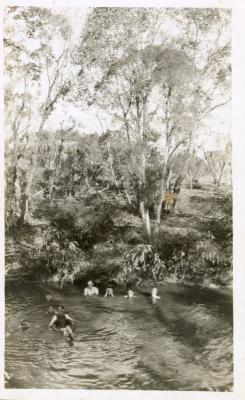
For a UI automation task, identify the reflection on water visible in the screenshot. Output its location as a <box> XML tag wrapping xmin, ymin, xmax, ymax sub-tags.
<box><xmin>5</xmin><ymin>283</ymin><xmax>233</xmax><ymax>390</ymax></box>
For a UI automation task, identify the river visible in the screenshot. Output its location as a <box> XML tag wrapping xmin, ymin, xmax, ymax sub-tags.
<box><xmin>5</xmin><ymin>283</ymin><xmax>233</xmax><ymax>390</ymax></box>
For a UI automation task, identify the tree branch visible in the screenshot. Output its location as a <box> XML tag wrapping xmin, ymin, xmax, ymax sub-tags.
<box><xmin>202</xmin><ymin>97</ymin><xmax>231</xmax><ymax>118</ymax></box>
<box><xmin>168</xmin><ymin>140</ymin><xmax>186</xmax><ymax>159</ymax></box>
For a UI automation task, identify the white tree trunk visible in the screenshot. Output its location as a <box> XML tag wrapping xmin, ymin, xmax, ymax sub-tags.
<box><xmin>145</xmin><ymin>208</ymin><xmax>151</xmax><ymax>237</ymax></box>
<box><xmin>139</xmin><ymin>200</ymin><xmax>151</xmax><ymax>236</ymax></box>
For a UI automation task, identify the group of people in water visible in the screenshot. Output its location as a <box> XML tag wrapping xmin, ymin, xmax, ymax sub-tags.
<box><xmin>5</xmin><ymin>281</ymin><xmax>161</xmax><ymax>384</ymax></box>
<box><xmin>47</xmin><ymin>280</ymin><xmax>161</xmax><ymax>340</ymax></box>
<box><xmin>18</xmin><ymin>281</ymin><xmax>161</xmax><ymax>342</ymax></box>
<box><xmin>83</xmin><ymin>280</ymin><xmax>161</xmax><ymax>300</ymax></box>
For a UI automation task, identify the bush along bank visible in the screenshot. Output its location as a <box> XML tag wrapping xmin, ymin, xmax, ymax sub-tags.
<box><xmin>5</xmin><ymin>212</ymin><xmax>232</xmax><ymax>290</ymax></box>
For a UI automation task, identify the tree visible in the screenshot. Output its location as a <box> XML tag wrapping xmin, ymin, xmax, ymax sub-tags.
<box><xmin>203</xmin><ymin>141</ymin><xmax>231</xmax><ymax>188</ymax></box>
<box><xmin>4</xmin><ymin>6</ymin><xmax>72</xmax><ymax>226</ymax></box>
<box><xmin>74</xmin><ymin>8</ymin><xmax>196</xmax><ymax>236</ymax></box>
<box><xmin>165</xmin><ymin>8</ymin><xmax>231</xmax><ymax>195</ymax></box>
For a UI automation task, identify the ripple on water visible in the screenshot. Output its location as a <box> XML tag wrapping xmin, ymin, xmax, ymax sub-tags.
<box><xmin>5</xmin><ymin>284</ymin><xmax>233</xmax><ymax>390</ymax></box>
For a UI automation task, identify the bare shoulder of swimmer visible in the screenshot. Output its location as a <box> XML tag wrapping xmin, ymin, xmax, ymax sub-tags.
<box><xmin>105</xmin><ymin>288</ymin><xmax>114</xmax><ymax>297</ymax></box>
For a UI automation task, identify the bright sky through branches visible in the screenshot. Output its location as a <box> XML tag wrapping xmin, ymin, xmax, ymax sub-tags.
<box><xmin>5</xmin><ymin>6</ymin><xmax>231</xmax><ymax>153</ymax></box>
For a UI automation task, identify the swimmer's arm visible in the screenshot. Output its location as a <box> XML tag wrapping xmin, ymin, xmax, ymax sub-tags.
<box><xmin>95</xmin><ymin>287</ymin><xmax>99</xmax><ymax>295</ymax></box>
<box><xmin>49</xmin><ymin>315</ymin><xmax>57</xmax><ymax>328</ymax></box>
<box><xmin>84</xmin><ymin>288</ymin><xmax>88</xmax><ymax>296</ymax></box>
<box><xmin>65</xmin><ymin>314</ymin><xmax>75</xmax><ymax>324</ymax></box>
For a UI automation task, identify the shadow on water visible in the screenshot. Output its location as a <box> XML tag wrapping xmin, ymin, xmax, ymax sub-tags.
<box><xmin>137</xmin><ymin>284</ymin><xmax>233</xmax><ymax>391</ymax></box>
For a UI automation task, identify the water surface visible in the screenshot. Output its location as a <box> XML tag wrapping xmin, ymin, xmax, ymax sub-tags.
<box><xmin>5</xmin><ymin>283</ymin><xmax>233</xmax><ymax>390</ymax></box>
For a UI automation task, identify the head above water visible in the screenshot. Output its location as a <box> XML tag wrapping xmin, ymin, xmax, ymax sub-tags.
<box><xmin>105</xmin><ymin>288</ymin><xmax>113</xmax><ymax>295</ymax></box>
<box><xmin>21</xmin><ymin>320</ymin><xmax>31</xmax><ymax>329</ymax></box>
<box><xmin>57</xmin><ymin>305</ymin><xmax>65</xmax><ymax>315</ymax></box>
<box><xmin>87</xmin><ymin>281</ymin><xmax>94</xmax><ymax>288</ymax></box>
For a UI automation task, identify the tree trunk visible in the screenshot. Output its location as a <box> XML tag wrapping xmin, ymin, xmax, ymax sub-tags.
<box><xmin>18</xmin><ymin>192</ymin><xmax>28</xmax><ymax>226</ymax></box>
<box><xmin>145</xmin><ymin>207</ymin><xmax>151</xmax><ymax>237</ymax></box>
<box><xmin>217</xmin><ymin>160</ymin><xmax>226</xmax><ymax>187</ymax></box>
<box><xmin>154</xmin><ymin>164</ymin><xmax>168</xmax><ymax>235</ymax></box>
<box><xmin>85</xmin><ymin>177</ymin><xmax>90</xmax><ymax>189</ymax></box>
<box><xmin>139</xmin><ymin>200</ymin><xmax>151</xmax><ymax>237</ymax></box>
<box><xmin>172</xmin><ymin>174</ymin><xmax>185</xmax><ymax>211</ymax></box>
<box><xmin>24</xmin><ymin>113</ymin><xmax>49</xmax><ymax>210</ymax></box>
<box><xmin>139</xmin><ymin>201</ymin><xmax>146</xmax><ymax>224</ymax></box>
<box><xmin>155</xmin><ymin>202</ymin><xmax>162</xmax><ymax>235</ymax></box>
<box><xmin>155</xmin><ymin>183</ymin><xmax>166</xmax><ymax>235</ymax></box>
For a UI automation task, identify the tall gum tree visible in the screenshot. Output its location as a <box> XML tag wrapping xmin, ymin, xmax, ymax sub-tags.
<box><xmin>74</xmin><ymin>8</ymin><xmax>196</xmax><ymax>236</ymax></box>
<box><xmin>4</xmin><ymin>6</ymin><xmax>72</xmax><ymax>226</ymax></box>
<box><xmin>165</xmin><ymin>8</ymin><xmax>231</xmax><ymax>200</ymax></box>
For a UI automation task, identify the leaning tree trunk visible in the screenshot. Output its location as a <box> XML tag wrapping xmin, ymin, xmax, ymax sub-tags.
<box><xmin>154</xmin><ymin>162</ymin><xmax>168</xmax><ymax>235</ymax></box>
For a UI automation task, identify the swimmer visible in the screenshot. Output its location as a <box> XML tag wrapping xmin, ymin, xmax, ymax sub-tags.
<box><xmin>49</xmin><ymin>305</ymin><xmax>75</xmax><ymax>340</ymax></box>
<box><xmin>152</xmin><ymin>287</ymin><xmax>161</xmax><ymax>299</ymax></box>
<box><xmin>19</xmin><ymin>320</ymin><xmax>32</xmax><ymax>331</ymax></box>
<box><xmin>45</xmin><ymin>294</ymin><xmax>53</xmax><ymax>302</ymax></box>
<box><xmin>46</xmin><ymin>305</ymin><xmax>58</xmax><ymax>315</ymax></box>
<box><xmin>104</xmin><ymin>288</ymin><xmax>114</xmax><ymax>297</ymax></box>
<box><xmin>84</xmin><ymin>280</ymin><xmax>99</xmax><ymax>296</ymax></box>
<box><xmin>4</xmin><ymin>371</ymin><xmax>11</xmax><ymax>382</ymax></box>
<box><xmin>124</xmin><ymin>289</ymin><xmax>137</xmax><ymax>298</ymax></box>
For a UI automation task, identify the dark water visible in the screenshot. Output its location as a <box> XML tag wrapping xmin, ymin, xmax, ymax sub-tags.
<box><xmin>5</xmin><ymin>283</ymin><xmax>233</xmax><ymax>390</ymax></box>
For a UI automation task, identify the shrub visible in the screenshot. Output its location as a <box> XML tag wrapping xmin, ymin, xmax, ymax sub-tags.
<box><xmin>117</xmin><ymin>244</ymin><xmax>166</xmax><ymax>285</ymax></box>
<box><xmin>33</xmin><ymin>197</ymin><xmax>119</xmax><ymax>250</ymax></box>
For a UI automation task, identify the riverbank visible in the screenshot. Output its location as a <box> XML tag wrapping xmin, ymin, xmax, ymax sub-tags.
<box><xmin>5</xmin><ymin>186</ymin><xmax>232</xmax><ymax>289</ymax></box>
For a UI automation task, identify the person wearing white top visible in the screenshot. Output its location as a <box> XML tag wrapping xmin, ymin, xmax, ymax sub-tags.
<box><xmin>124</xmin><ymin>289</ymin><xmax>137</xmax><ymax>298</ymax></box>
<box><xmin>84</xmin><ymin>280</ymin><xmax>99</xmax><ymax>296</ymax></box>
<box><xmin>104</xmin><ymin>288</ymin><xmax>114</xmax><ymax>297</ymax></box>
<box><xmin>152</xmin><ymin>287</ymin><xmax>161</xmax><ymax>299</ymax></box>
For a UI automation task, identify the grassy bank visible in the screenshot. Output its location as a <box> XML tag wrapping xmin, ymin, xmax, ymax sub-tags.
<box><xmin>5</xmin><ymin>185</ymin><xmax>232</xmax><ymax>289</ymax></box>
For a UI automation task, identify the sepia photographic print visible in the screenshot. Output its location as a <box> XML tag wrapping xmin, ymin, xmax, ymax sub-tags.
<box><xmin>3</xmin><ymin>1</ymin><xmax>238</xmax><ymax>394</ymax></box>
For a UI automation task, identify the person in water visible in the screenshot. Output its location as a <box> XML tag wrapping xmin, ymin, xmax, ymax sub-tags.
<box><xmin>104</xmin><ymin>288</ymin><xmax>114</xmax><ymax>297</ymax></box>
<box><xmin>18</xmin><ymin>319</ymin><xmax>32</xmax><ymax>331</ymax></box>
<box><xmin>49</xmin><ymin>305</ymin><xmax>75</xmax><ymax>339</ymax></box>
<box><xmin>45</xmin><ymin>294</ymin><xmax>53</xmax><ymax>302</ymax></box>
<box><xmin>124</xmin><ymin>289</ymin><xmax>137</xmax><ymax>298</ymax></box>
<box><xmin>84</xmin><ymin>280</ymin><xmax>99</xmax><ymax>296</ymax></box>
<box><xmin>4</xmin><ymin>371</ymin><xmax>12</xmax><ymax>384</ymax></box>
<box><xmin>46</xmin><ymin>305</ymin><xmax>58</xmax><ymax>315</ymax></box>
<box><xmin>152</xmin><ymin>287</ymin><xmax>161</xmax><ymax>299</ymax></box>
